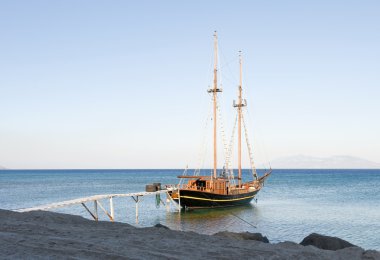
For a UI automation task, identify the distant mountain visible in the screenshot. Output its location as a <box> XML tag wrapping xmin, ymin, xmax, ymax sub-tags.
<box><xmin>0</xmin><ymin>165</ymin><xmax>6</xmax><ymax>170</ymax></box>
<box><xmin>264</xmin><ymin>155</ymin><xmax>380</xmax><ymax>169</ymax></box>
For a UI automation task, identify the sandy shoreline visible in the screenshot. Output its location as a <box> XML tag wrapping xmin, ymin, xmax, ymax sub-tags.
<box><xmin>0</xmin><ymin>209</ymin><xmax>378</xmax><ymax>259</ymax></box>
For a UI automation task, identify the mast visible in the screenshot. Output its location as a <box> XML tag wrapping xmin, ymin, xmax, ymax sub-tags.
<box><xmin>208</xmin><ymin>31</ymin><xmax>222</xmax><ymax>179</ymax></box>
<box><xmin>234</xmin><ymin>51</ymin><xmax>246</xmax><ymax>187</ymax></box>
<box><xmin>213</xmin><ymin>32</ymin><xmax>218</xmax><ymax>179</ymax></box>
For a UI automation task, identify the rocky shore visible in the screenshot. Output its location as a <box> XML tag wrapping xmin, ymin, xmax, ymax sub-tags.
<box><xmin>0</xmin><ymin>209</ymin><xmax>378</xmax><ymax>259</ymax></box>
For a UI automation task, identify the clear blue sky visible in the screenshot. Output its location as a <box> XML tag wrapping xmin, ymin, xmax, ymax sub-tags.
<box><xmin>1</xmin><ymin>1</ymin><xmax>379</xmax><ymax>169</ymax></box>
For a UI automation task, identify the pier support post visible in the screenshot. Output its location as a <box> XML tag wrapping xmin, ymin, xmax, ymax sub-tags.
<box><xmin>126</xmin><ymin>198</ymin><xmax>128</xmax><ymax>221</ymax></box>
<box><xmin>136</xmin><ymin>197</ymin><xmax>139</xmax><ymax>224</ymax></box>
<box><xmin>110</xmin><ymin>197</ymin><xmax>114</xmax><ymax>221</ymax></box>
<box><xmin>166</xmin><ymin>194</ymin><xmax>170</xmax><ymax>212</ymax></box>
<box><xmin>94</xmin><ymin>200</ymin><xmax>98</xmax><ymax>221</ymax></box>
<box><xmin>81</xmin><ymin>203</ymin><xmax>97</xmax><ymax>221</ymax></box>
<box><xmin>178</xmin><ymin>190</ymin><xmax>181</xmax><ymax>213</ymax></box>
<box><xmin>95</xmin><ymin>200</ymin><xmax>114</xmax><ymax>222</ymax></box>
<box><xmin>131</xmin><ymin>196</ymin><xmax>140</xmax><ymax>224</ymax></box>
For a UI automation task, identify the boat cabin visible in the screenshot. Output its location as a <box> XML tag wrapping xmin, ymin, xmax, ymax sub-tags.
<box><xmin>177</xmin><ymin>175</ymin><xmax>229</xmax><ymax>195</ymax></box>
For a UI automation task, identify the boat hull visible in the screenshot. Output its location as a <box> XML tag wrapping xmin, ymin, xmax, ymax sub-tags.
<box><xmin>170</xmin><ymin>189</ymin><xmax>259</xmax><ymax>209</ymax></box>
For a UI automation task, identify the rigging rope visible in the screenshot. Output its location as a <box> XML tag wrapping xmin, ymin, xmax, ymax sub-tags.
<box><xmin>225</xmin><ymin>112</ymin><xmax>238</xmax><ymax>185</ymax></box>
<box><xmin>216</xmin><ymin>98</ymin><xmax>236</xmax><ymax>183</ymax></box>
<box><xmin>246</xmin><ymin>109</ymin><xmax>271</xmax><ymax>171</ymax></box>
<box><xmin>194</xmin><ymin>99</ymin><xmax>213</xmax><ymax>176</ymax></box>
<box><xmin>219</xmin><ymin>48</ymin><xmax>239</xmax><ymax>85</ymax></box>
<box><xmin>216</xmin><ymin>101</ymin><xmax>229</xmax><ymax>166</ymax></box>
<box><xmin>179</xmin><ymin>166</ymin><xmax>188</xmax><ymax>187</ymax></box>
<box><xmin>242</xmin><ymin>113</ymin><xmax>258</xmax><ymax>180</ymax></box>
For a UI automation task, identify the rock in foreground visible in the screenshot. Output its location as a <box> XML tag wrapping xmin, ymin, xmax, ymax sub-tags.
<box><xmin>300</xmin><ymin>233</ymin><xmax>357</xmax><ymax>251</ymax></box>
<box><xmin>0</xmin><ymin>209</ymin><xmax>379</xmax><ymax>259</ymax></box>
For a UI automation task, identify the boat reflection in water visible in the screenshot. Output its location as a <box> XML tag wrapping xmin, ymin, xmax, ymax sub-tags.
<box><xmin>165</xmin><ymin>204</ymin><xmax>263</xmax><ymax>235</ymax></box>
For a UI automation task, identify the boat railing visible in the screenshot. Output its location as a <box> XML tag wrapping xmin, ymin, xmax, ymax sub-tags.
<box><xmin>180</xmin><ymin>184</ymin><xmax>207</xmax><ymax>191</ymax></box>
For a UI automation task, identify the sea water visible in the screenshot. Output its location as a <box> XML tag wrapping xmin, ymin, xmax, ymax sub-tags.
<box><xmin>1</xmin><ymin>169</ymin><xmax>379</xmax><ymax>250</ymax></box>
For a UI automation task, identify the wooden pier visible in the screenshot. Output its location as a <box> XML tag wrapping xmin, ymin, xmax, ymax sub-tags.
<box><xmin>15</xmin><ymin>187</ymin><xmax>179</xmax><ymax>223</ymax></box>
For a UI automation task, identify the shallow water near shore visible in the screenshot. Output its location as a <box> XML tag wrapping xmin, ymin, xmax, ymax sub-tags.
<box><xmin>1</xmin><ymin>169</ymin><xmax>379</xmax><ymax>250</ymax></box>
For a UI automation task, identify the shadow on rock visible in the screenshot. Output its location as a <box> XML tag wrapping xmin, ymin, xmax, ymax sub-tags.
<box><xmin>213</xmin><ymin>231</ymin><xmax>269</xmax><ymax>243</ymax></box>
<box><xmin>154</xmin><ymin>223</ymin><xmax>170</xmax><ymax>229</ymax></box>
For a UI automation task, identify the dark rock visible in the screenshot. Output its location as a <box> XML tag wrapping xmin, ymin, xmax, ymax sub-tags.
<box><xmin>154</xmin><ymin>223</ymin><xmax>170</xmax><ymax>229</ymax></box>
<box><xmin>362</xmin><ymin>250</ymin><xmax>380</xmax><ymax>259</ymax></box>
<box><xmin>214</xmin><ymin>231</ymin><xmax>269</xmax><ymax>243</ymax></box>
<box><xmin>300</xmin><ymin>233</ymin><xmax>357</xmax><ymax>251</ymax></box>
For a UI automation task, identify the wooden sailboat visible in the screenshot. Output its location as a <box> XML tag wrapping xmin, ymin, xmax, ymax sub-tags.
<box><xmin>169</xmin><ymin>32</ymin><xmax>271</xmax><ymax>209</ymax></box>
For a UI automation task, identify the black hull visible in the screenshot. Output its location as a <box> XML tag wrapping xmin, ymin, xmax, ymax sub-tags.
<box><xmin>171</xmin><ymin>189</ymin><xmax>259</xmax><ymax>209</ymax></box>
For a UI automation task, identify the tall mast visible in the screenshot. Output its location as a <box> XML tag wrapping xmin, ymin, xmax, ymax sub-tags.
<box><xmin>208</xmin><ymin>31</ymin><xmax>222</xmax><ymax>179</ymax></box>
<box><xmin>213</xmin><ymin>32</ymin><xmax>218</xmax><ymax>179</ymax></box>
<box><xmin>234</xmin><ymin>51</ymin><xmax>246</xmax><ymax>187</ymax></box>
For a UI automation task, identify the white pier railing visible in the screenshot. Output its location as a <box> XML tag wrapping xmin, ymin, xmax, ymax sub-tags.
<box><xmin>15</xmin><ymin>188</ymin><xmax>179</xmax><ymax>223</ymax></box>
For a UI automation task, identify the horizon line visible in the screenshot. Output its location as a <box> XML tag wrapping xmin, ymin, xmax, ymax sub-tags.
<box><xmin>1</xmin><ymin>168</ymin><xmax>379</xmax><ymax>171</ymax></box>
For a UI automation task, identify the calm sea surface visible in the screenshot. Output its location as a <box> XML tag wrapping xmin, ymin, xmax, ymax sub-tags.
<box><xmin>1</xmin><ymin>169</ymin><xmax>379</xmax><ymax>250</ymax></box>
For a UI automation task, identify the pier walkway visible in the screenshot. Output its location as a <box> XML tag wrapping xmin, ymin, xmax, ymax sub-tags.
<box><xmin>15</xmin><ymin>188</ymin><xmax>178</xmax><ymax>223</ymax></box>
